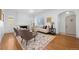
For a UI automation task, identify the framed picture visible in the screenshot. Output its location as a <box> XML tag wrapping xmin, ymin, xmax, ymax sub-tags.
<box><xmin>35</xmin><ymin>16</ymin><xmax>44</xmax><ymax>27</ymax></box>
<box><xmin>47</xmin><ymin>16</ymin><xmax>52</xmax><ymax>23</ymax></box>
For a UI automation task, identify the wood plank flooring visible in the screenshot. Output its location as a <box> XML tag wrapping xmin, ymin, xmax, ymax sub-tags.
<box><xmin>0</xmin><ymin>33</ymin><xmax>22</xmax><ymax>50</ymax></box>
<box><xmin>46</xmin><ymin>34</ymin><xmax>79</xmax><ymax>50</ymax></box>
<box><xmin>0</xmin><ymin>33</ymin><xmax>79</xmax><ymax>50</ymax></box>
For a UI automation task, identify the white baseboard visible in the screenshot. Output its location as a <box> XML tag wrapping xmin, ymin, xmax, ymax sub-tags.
<box><xmin>59</xmin><ymin>32</ymin><xmax>77</xmax><ymax>38</ymax></box>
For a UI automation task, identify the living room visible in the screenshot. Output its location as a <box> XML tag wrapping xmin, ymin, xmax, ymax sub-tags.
<box><xmin>0</xmin><ymin>9</ymin><xmax>79</xmax><ymax>50</ymax></box>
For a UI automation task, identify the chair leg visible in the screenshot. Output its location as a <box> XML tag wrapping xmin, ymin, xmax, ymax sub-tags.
<box><xmin>34</xmin><ymin>37</ymin><xmax>35</xmax><ymax>41</ymax></box>
<box><xmin>21</xmin><ymin>39</ymin><xmax>23</xmax><ymax>43</ymax></box>
<box><xmin>26</xmin><ymin>40</ymin><xmax>28</xmax><ymax>46</ymax></box>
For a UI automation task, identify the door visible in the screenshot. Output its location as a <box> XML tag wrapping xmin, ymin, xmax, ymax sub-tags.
<box><xmin>65</xmin><ymin>15</ymin><xmax>76</xmax><ymax>36</ymax></box>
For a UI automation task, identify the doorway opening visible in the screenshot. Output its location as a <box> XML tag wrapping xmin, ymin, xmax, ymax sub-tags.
<box><xmin>59</xmin><ymin>11</ymin><xmax>76</xmax><ymax>37</ymax></box>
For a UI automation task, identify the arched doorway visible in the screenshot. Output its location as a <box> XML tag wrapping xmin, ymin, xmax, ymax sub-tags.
<box><xmin>59</xmin><ymin>11</ymin><xmax>76</xmax><ymax>37</ymax></box>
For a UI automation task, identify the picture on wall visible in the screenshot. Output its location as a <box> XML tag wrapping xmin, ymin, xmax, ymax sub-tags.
<box><xmin>35</xmin><ymin>16</ymin><xmax>44</xmax><ymax>27</ymax></box>
<box><xmin>47</xmin><ymin>16</ymin><xmax>52</xmax><ymax>23</ymax></box>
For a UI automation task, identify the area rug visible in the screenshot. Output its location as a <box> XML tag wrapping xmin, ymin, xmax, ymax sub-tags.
<box><xmin>17</xmin><ymin>33</ymin><xmax>56</xmax><ymax>50</ymax></box>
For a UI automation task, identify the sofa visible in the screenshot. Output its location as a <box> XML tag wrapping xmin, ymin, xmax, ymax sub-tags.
<box><xmin>35</xmin><ymin>25</ymin><xmax>50</xmax><ymax>33</ymax></box>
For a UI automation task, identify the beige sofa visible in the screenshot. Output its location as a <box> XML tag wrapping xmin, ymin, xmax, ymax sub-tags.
<box><xmin>35</xmin><ymin>26</ymin><xmax>50</xmax><ymax>33</ymax></box>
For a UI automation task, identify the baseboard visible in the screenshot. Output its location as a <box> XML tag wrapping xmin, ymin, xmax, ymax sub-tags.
<box><xmin>59</xmin><ymin>32</ymin><xmax>66</xmax><ymax>35</ymax></box>
<box><xmin>59</xmin><ymin>32</ymin><xmax>77</xmax><ymax>38</ymax></box>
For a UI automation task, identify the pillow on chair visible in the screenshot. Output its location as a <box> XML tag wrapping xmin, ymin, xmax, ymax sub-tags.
<box><xmin>43</xmin><ymin>26</ymin><xmax>47</xmax><ymax>29</ymax></box>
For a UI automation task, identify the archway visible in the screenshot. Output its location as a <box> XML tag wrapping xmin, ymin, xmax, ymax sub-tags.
<box><xmin>58</xmin><ymin>11</ymin><xmax>76</xmax><ymax>37</ymax></box>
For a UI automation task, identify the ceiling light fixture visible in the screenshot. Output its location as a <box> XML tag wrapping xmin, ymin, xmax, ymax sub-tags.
<box><xmin>29</xmin><ymin>9</ymin><xmax>34</xmax><ymax>13</ymax></box>
<box><xmin>66</xmin><ymin>11</ymin><xmax>70</xmax><ymax>14</ymax></box>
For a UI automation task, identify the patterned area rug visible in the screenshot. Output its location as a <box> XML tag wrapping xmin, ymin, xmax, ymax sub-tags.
<box><xmin>17</xmin><ymin>33</ymin><xmax>56</xmax><ymax>50</ymax></box>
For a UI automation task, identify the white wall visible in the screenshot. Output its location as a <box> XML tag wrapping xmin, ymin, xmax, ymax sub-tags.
<box><xmin>59</xmin><ymin>14</ymin><xmax>66</xmax><ymax>33</ymax></box>
<box><xmin>3</xmin><ymin>9</ymin><xmax>17</xmax><ymax>33</ymax></box>
<box><xmin>74</xmin><ymin>10</ymin><xmax>79</xmax><ymax>38</ymax></box>
<box><xmin>16</xmin><ymin>12</ymin><xmax>33</xmax><ymax>26</ymax></box>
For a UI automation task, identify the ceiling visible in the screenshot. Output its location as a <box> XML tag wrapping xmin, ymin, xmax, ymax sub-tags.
<box><xmin>17</xmin><ymin>9</ymin><xmax>46</xmax><ymax>15</ymax></box>
<box><xmin>4</xmin><ymin>9</ymin><xmax>57</xmax><ymax>15</ymax></box>
<box><xmin>4</xmin><ymin>9</ymin><xmax>78</xmax><ymax>15</ymax></box>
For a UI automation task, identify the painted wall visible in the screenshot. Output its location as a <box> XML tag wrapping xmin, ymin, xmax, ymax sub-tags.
<box><xmin>16</xmin><ymin>12</ymin><xmax>33</xmax><ymax>26</ymax></box>
<box><xmin>3</xmin><ymin>9</ymin><xmax>17</xmax><ymax>33</ymax></box>
<box><xmin>58</xmin><ymin>14</ymin><xmax>66</xmax><ymax>33</ymax></box>
<box><xmin>75</xmin><ymin>10</ymin><xmax>79</xmax><ymax>38</ymax></box>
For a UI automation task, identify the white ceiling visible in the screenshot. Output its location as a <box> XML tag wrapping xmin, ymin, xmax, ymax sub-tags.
<box><xmin>4</xmin><ymin>9</ymin><xmax>79</xmax><ymax>16</ymax></box>
<box><xmin>17</xmin><ymin>9</ymin><xmax>45</xmax><ymax>13</ymax></box>
<box><xmin>17</xmin><ymin>9</ymin><xmax>46</xmax><ymax>15</ymax></box>
<box><xmin>4</xmin><ymin>9</ymin><xmax>57</xmax><ymax>15</ymax></box>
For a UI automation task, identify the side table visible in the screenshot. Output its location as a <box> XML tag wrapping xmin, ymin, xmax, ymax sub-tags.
<box><xmin>49</xmin><ymin>28</ymin><xmax>56</xmax><ymax>35</ymax></box>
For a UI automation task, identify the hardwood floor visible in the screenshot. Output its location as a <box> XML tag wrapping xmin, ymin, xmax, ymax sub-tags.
<box><xmin>0</xmin><ymin>33</ymin><xmax>79</xmax><ymax>50</ymax></box>
<box><xmin>0</xmin><ymin>33</ymin><xmax>22</xmax><ymax>50</ymax></box>
<box><xmin>46</xmin><ymin>34</ymin><xmax>79</xmax><ymax>50</ymax></box>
